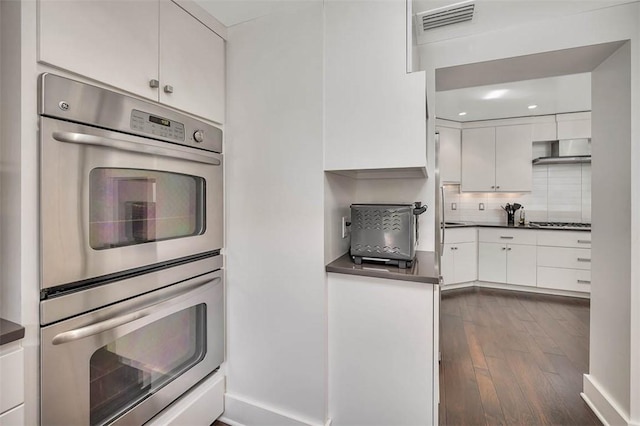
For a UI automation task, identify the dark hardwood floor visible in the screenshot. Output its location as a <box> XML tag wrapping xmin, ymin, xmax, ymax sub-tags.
<box><xmin>440</xmin><ymin>287</ymin><xmax>601</xmax><ymax>426</ymax></box>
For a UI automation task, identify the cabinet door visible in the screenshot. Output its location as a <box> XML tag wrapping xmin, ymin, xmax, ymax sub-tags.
<box><xmin>455</xmin><ymin>242</ymin><xmax>478</xmax><ymax>283</ymax></box>
<box><xmin>160</xmin><ymin>1</ymin><xmax>225</xmax><ymax>123</ymax></box>
<box><xmin>440</xmin><ymin>244</ymin><xmax>455</xmax><ymax>285</ymax></box>
<box><xmin>461</xmin><ymin>127</ymin><xmax>495</xmax><ymax>192</ymax></box>
<box><xmin>438</xmin><ymin>127</ymin><xmax>461</xmax><ymax>183</ymax></box>
<box><xmin>478</xmin><ymin>242</ymin><xmax>506</xmax><ymax>283</ymax></box>
<box><xmin>39</xmin><ymin>0</ymin><xmax>159</xmax><ymax>100</ymax></box>
<box><xmin>506</xmin><ymin>244</ymin><xmax>536</xmax><ymax>286</ymax></box>
<box><xmin>495</xmin><ymin>124</ymin><xmax>532</xmax><ymax>192</ymax></box>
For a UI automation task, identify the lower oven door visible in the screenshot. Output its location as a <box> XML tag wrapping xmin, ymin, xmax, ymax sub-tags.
<box><xmin>40</xmin><ymin>116</ymin><xmax>223</xmax><ymax>292</ymax></box>
<box><xmin>41</xmin><ymin>270</ymin><xmax>224</xmax><ymax>426</ymax></box>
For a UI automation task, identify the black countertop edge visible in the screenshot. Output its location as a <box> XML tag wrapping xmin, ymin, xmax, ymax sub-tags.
<box><xmin>326</xmin><ymin>251</ymin><xmax>440</xmax><ymax>285</ymax></box>
<box><xmin>0</xmin><ymin>318</ymin><xmax>25</xmax><ymax>345</ymax></box>
<box><xmin>444</xmin><ymin>222</ymin><xmax>591</xmax><ymax>232</ymax></box>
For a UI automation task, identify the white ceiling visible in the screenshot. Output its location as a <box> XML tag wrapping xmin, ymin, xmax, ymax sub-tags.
<box><xmin>436</xmin><ymin>73</ymin><xmax>591</xmax><ymax>122</ymax></box>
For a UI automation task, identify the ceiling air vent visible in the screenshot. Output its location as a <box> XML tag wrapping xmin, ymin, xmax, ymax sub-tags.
<box><xmin>416</xmin><ymin>0</ymin><xmax>475</xmax><ymax>32</ymax></box>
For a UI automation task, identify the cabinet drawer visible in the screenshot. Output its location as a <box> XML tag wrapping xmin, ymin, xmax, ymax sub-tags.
<box><xmin>537</xmin><ymin>230</ymin><xmax>591</xmax><ymax>248</ymax></box>
<box><xmin>478</xmin><ymin>228</ymin><xmax>536</xmax><ymax>245</ymax></box>
<box><xmin>445</xmin><ymin>228</ymin><xmax>476</xmax><ymax>244</ymax></box>
<box><xmin>537</xmin><ymin>267</ymin><xmax>591</xmax><ymax>293</ymax></box>
<box><xmin>537</xmin><ymin>247</ymin><xmax>591</xmax><ymax>270</ymax></box>
<box><xmin>0</xmin><ymin>346</ymin><xmax>24</xmax><ymax>413</ymax></box>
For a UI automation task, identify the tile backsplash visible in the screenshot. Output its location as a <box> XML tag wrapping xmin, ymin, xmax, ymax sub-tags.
<box><xmin>444</xmin><ymin>163</ymin><xmax>591</xmax><ymax>224</ymax></box>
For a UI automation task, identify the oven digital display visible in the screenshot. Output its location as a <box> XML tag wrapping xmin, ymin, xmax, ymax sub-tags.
<box><xmin>149</xmin><ymin>115</ymin><xmax>171</xmax><ymax>127</ymax></box>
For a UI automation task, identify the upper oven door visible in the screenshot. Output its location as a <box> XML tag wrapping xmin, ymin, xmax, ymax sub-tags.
<box><xmin>40</xmin><ymin>117</ymin><xmax>223</xmax><ymax>291</ymax></box>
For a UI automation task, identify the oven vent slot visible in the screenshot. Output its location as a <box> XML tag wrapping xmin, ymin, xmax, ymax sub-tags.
<box><xmin>416</xmin><ymin>0</ymin><xmax>475</xmax><ymax>32</ymax></box>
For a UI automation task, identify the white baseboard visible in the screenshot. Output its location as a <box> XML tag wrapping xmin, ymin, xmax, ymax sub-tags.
<box><xmin>441</xmin><ymin>280</ymin><xmax>590</xmax><ymax>299</ymax></box>
<box><xmin>582</xmin><ymin>374</ymin><xmax>630</xmax><ymax>425</ymax></box>
<box><xmin>222</xmin><ymin>393</ymin><xmax>324</xmax><ymax>426</ymax></box>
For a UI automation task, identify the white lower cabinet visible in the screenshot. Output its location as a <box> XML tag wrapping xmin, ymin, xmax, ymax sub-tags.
<box><xmin>536</xmin><ymin>232</ymin><xmax>592</xmax><ymax>293</ymax></box>
<box><xmin>0</xmin><ymin>342</ymin><xmax>24</xmax><ymax>425</ymax></box>
<box><xmin>328</xmin><ymin>273</ymin><xmax>437</xmax><ymax>426</ymax></box>
<box><xmin>478</xmin><ymin>229</ymin><xmax>536</xmax><ymax>287</ymax></box>
<box><xmin>442</xmin><ymin>228</ymin><xmax>477</xmax><ymax>285</ymax></box>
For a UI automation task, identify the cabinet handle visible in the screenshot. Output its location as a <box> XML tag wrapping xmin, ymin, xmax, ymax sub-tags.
<box><xmin>491</xmin><ymin>186</ymin><xmax>495</xmax><ymax>189</ymax></box>
<box><xmin>164</xmin><ymin>85</ymin><xmax>174</xmax><ymax>94</ymax></box>
<box><xmin>577</xmin><ymin>280</ymin><xmax>591</xmax><ymax>284</ymax></box>
<box><xmin>507</xmin><ymin>247</ymin><xmax>512</xmax><ymax>251</ymax></box>
<box><xmin>500</xmin><ymin>236</ymin><xmax>514</xmax><ymax>239</ymax></box>
<box><xmin>496</xmin><ymin>186</ymin><xmax>501</xmax><ymax>189</ymax></box>
<box><xmin>501</xmin><ymin>247</ymin><xmax>507</xmax><ymax>250</ymax></box>
<box><xmin>577</xmin><ymin>240</ymin><xmax>591</xmax><ymax>244</ymax></box>
<box><xmin>577</xmin><ymin>258</ymin><xmax>591</xmax><ymax>262</ymax></box>
<box><xmin>149</xmin><ymin>79</ymin><xmax>159</xmax><ymax>88</ymax></box>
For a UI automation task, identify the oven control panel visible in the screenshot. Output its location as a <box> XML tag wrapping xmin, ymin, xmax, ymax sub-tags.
<box><xmin>130</xmin><ymin>110</ymin><xmax>186</xmax><ymax>142</ymax></box>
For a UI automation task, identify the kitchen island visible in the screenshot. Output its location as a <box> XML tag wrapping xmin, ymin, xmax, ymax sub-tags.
<box><xmin>326</xmin><ymin>251</ymin><xmax>440</xmax><ymax>426</ymax></box>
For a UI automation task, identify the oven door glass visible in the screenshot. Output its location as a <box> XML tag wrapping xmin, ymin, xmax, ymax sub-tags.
<box><xmin>89</xmin><ymin>304</ymin><xmax>206</xmax><ymax>426</ymax></box>
<box><xmin>89</xmin><ymin>168</ymin><xmax>205</xmax><ymax>250</ymax></box>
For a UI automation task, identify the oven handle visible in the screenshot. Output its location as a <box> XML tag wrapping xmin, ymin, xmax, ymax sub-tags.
<box><xmin>50</xmin><ymin>276</ymin><xmax>220</xmax><ymax>345</ymax></box>
<box><xmin>51</xmin><ymin>131</ymin><xmax>221</xmax><ymax>165</ymax></box>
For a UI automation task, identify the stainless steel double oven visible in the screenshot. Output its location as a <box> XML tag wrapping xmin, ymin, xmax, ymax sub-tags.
<box><xmin>38</xmin><ymin>74</ymin><xmax>224</xmax><ymax>425</ymax></box>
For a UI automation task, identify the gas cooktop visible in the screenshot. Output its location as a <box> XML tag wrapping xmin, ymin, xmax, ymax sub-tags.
<box><xmin>528</xmin><ymin>221</ymin><xmax>591</xmax><ymax>230</ymax></box>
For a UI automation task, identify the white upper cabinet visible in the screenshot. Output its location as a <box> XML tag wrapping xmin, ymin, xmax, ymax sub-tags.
<box><xmin>437</xmin><ymin>125</ymin><xmax>461</xmax><ymax>183</ymax></box>
<box><xmin>38</xmin><ymin>0</ymin><xmax>225</xmax><ymax>124</ymax></box>
<box><xmin>495</xmin><ymin>124</ymin><xmax>533</xmax><ymax>192</ymax></box>
<box><xmin>324</xmin><ymin>0</ymin><xmax>427</xmax><ymax>177</ymax></box>
<box><xmin>38</xmin><ymin>0</ymin><xmax>159</xmax><ymax>100</ymax></box>
<box><xmin>556</xmin><ymin>112</ymin><xmax>591</xmax><ymax>139</ymax></box>
<box><xmin>461</xmin><ymin>124</ymin><xmax>532</xmax><ymax>192</ymax></box>
<box><xmin>461</xmin><ymin>127</ymin><xmax>496</xmax><ymax>191</ymax></box>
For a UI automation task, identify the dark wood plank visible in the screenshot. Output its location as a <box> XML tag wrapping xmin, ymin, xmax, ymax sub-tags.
<box><xmin>440</xmin><ymin>287</ymin><xmax>600</xmax><ymax>426</ymax></box>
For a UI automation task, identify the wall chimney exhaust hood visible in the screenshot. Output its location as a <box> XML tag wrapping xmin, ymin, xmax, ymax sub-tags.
<box><xmin>532</xmin><ymin>139</ymin><xmax>591</xmax><ymax>165</ymax></box>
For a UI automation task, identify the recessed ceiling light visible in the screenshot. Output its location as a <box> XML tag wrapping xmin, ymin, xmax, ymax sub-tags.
<box><xmin>458</xmin><ymin>112</ymin><xmax>467</xmax><ymax>116</ymax></box>
<box><xmin>483</xmin><ymin>89</ymin><xmax>508</xmax><ymax>100</ymax></box>
<box><xmin>528</xmin><ymin>104</ymin><xmax>538</xmax><ymax>109</ymax></box>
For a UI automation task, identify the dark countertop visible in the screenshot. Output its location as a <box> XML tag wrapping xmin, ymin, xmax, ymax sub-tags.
<box><xmin>0</xmin><ymin>318</ymin><xmax>25</xmax><ymax>345</ymax></box>
<box><xmin>444</xmin><ymin>221</ymin><xmax>591</xmax><ymax>232</ymax></box>
<box><xmin>326</xmin><ymin>251</ymin><xmax>440</xmax><ymax>284</ymax></box>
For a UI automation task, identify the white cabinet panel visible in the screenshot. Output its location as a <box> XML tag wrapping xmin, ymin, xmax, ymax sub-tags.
<box><xmin>537</xmin><ymin>230</ymin><xmax>591</xmax><ymax>248</ymax></box>
<box><xmin>39</xmin><ymin>0</ymin><xmax>225</xmax><ymax>123</ymax></box>
<box><xmin>537</xmin><ymin>247</ymin><xmax>591</xmax><ymax>270</ymax></box>
<box><xmin>160</xmin><ymin>1</ymin><xmax>225</xmax><ymax>124</ymax></box>
<box><xmin>506</xmin><ymin>244</ymin><xmax>537</xmax><ymax>286</ymax></box>
<box><xmin>455</xmin><ymin>242</ymin><xmax>478</xmax><ymax>284</ymax></box>
<box><xmin>328</xmin><ymin>273</ymin><xmax>436</xmax><ymax>425</ymax></box>
<box><xmin>461</xmin><ymin>127</ymin><xmax>495</xmax><ymax>192</ymax></box>
<box><xmin>38</xmin><ymin>0</ymin><xmax>159</xmax><ymax>100</ymax></box>
<box><xmin>445</xmin><ymin>227</ymin><xmax>477</xmax><ymax>244</ymax></box>
<box><xmin>324</xmin><ymin>0</ymin><xmax>426</xmax><ymax>173</ymax></box>
<box><xmin>441</xmin><ymin>244</ymin><xmax>455</xmax><ymax>285</ymax></box>
<box><xmin>438</xmin><ymin>126</ymin><xmax>461</xmax><ymax>183</ymax></box>
<box><xmin>537</xmin><ymin>267</ymin><xmax>591</xmax><ymax>292</ymax></box>
<box><xmin>556</xmin><ymin>112</ymin><xmax>591</xmax><ymax>139</ymax></box>
<box><xmin>462</xmin><ymin>125</ymin><xmax>532</xmax><ymax>192</ymax></box>
<box><xmin>478</xmin><ymin>228</ymin><xmax>536</xmax><ymax>245</ymax></box>
<box><xmin>495</xmin><ymin>124</ymin><xmax>533</xmax><ymax>192</ymax></box>
<box><xmin>0</xmin><ymin>346</ymin><xmax>23</xmax><ymax>414</ymax></box>
<box><xmin>532</xmin><ymin>120</ymin><xmax>557</xmax><ymax>141</ymax></box>
<box><xmin>478</xmin><ymin>242</ymin><xmax>507</xmax><ymax>283</ymax></box>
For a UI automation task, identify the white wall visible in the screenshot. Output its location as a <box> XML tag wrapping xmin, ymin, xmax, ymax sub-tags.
<box><xmin>324</xmin><ymin>173</ymin><xmax>356</xmax><ymax>264</ymax></box>
<box><xmin>588</xmin><ymin>41</ymin><xmax>632</xmax><ymax>423</ymax></box>
<box><xmin>418</xmin><ymin>3</ymin><xmax>640</xmax><ymax>424</ymax></box>
<box><xmin>225</xmin><ymin>2</ymin><xmax>326</xmax><ymax>425</ymax></box>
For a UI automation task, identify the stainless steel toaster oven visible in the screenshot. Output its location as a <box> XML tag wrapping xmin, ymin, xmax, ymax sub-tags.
<box><xmin>350</xmin><ymin>202</ymin><xmax>427</xmax><ymax>268</ymax></box>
